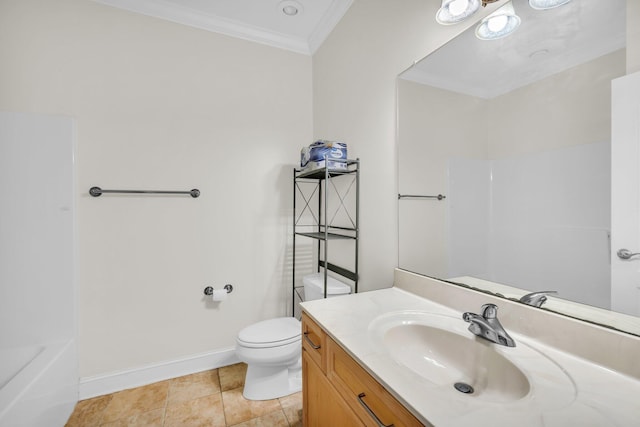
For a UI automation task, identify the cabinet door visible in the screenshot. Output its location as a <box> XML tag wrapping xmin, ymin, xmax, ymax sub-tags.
<box><xmin>303</xmin><ymin>349</ymin><xmax>363</xmax><ymax>427</ymax></box>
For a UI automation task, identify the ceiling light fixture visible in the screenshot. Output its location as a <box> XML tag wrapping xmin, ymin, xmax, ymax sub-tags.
<box><xmin>475</xmin><ymin>1</ymin><xmax>521</xmax><ymax>40</ymax></box>
<box><xmin>528</xmin><ymin>0</ymin><xmax>571</xmax><ymax>10</ymax></box>
<box><xmin>436</xmin><ymin>0</ymin><xmax>481</xmax><ymax>25</ymax></box>
<box><xmin>283</xmin><ymin>6</ymin><xmax>298</xmax><ymax>16</ymax></box>
<box><xmin>279</xmin><ymin>1</ymin><xmax>303</xmax><ymax>17</ymax></box>
<box><xmin>436</xmin><ymin>0</ymin><xmax>571</xmax><ymax>40</ymax></box>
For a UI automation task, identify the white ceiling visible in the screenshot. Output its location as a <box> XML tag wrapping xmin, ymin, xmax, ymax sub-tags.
<box><xmin>92</xmin><ymin>0</ymin><xmax>353</xmax><ymax>55</ymax></box>
<box><xmin>401</xmin><ymin>0</ymin><xmax>627</xmax><ymax>99</ymax></box>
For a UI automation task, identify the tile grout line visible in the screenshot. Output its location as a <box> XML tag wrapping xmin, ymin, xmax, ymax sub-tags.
<box><xmin>161</xmin><ymin>380</ymin><xmax>170</xmax><ymax>427</ymax></box>
<box><xmin>218</xmin><ymin>369</ymin><xmax>230</xmax><ymax>427</ymax></box>
<box><xmin>97</xmin><ymin>394</ymin><xmax>112</xmax><ymax>426</ymax></box>
<box><xmin>277</xmin><ymin>397</ymin><xmax>288</xmax><ymax>427</ymax></box>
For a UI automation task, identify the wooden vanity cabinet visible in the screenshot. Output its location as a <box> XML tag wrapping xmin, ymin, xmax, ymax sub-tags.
<box><xmin>302</xmin><ymin>312</ymin><xmax>362</xmax><ymax>426</ymax></box>
<box><xmin>302</xmin><ymin>313</ymin><xmax>426</xmax><ymax>427</ymax></box>
<box><xmin>302</xmin><ymin>350</ymin><xmax>363</xmax><ymax>426</ymax></box>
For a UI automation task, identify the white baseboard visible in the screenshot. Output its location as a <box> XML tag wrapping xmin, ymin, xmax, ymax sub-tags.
<box><xmin>79</xmin><ymin>347</ymin><xmax>239</xmax><ymax>400</ymax></box>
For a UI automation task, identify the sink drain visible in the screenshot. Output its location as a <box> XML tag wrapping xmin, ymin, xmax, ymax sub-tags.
<box><xmin>454</xmin><ymin>382</ymin><xmax>474</xmax><ymax>394</ymax></box>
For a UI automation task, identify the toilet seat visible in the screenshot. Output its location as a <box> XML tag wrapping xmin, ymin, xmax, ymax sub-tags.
<box><xmin>237</xmin><ymin>317</ymin><xmax>301</xmax><ymax>349</ymax></box>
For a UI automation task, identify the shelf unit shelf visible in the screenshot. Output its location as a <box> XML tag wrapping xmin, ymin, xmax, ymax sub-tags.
<box><xmin>294</xmin><ymin>231</ymin><xmax>356</xmax><ymax>241</ymax></box>
<box><xmin>292</xmin><ymin>159</ymin><xmax>360</xmax><ymax>316</ymax></box>
<box><xmin>295</xmin><ymin>160</ymin><xmax>359</xmax><ymax>180</ymax></box>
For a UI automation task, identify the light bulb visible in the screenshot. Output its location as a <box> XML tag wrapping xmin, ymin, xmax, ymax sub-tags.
<box><xmin>529</xmin><ymin>0</ymin><xmax>571</xmax><ymax>10</ymax></box>
<box><xmin>436</xmin><ymin>0</ymin><xmax>480</xmax><ymax>25</ymax></box>
<box><xmin>448</xmin><ymin>0</ymin><xmax>470</xmax><ymax>17</ymax></box>
<box><xmin>475</xmin><ymin>1</ymin><xmax>520</xmax><ymax>40</ymax></box>
<box><xmin>487</xmin><ymin>15</ymin><xmax>508</xmax><ymax>32</ymax></box>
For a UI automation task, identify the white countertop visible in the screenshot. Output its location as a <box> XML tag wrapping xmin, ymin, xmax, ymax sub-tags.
<box><xmin>300</xmin><ymin>287</ymin><xmax>640</xmax><ymax>427</ymax></box>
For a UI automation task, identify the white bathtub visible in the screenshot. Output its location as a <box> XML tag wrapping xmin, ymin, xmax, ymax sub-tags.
<box><xmin>0</xmin><ymin>340</ymin><xmax>78</xmax><ymax>426</ymax></box>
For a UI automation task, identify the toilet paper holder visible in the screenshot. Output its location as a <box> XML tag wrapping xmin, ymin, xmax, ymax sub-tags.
<box><xmin>204</xmin><ymin>284</ymin><xmax>233</xmax><ymax>296</ymax></box>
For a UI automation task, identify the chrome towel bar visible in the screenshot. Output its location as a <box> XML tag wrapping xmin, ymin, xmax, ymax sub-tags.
<box><xmin>89</xmin><ymin>186</ymin><xmax>200</xmax><ymax>198</ymax></box>
<box><xmin>398</xmin><ymin>193</ymin><xmax>446</xmax><ymax>201</ymax></box>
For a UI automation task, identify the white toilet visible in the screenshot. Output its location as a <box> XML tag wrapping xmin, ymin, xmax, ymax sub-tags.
<box><xmin>235</xmin><ymin>317</ymin><xmax>302</xmax><ymax>400</ymax></box>
<box><xmin>302</xmin><ymin>272</ymin><xmax>352</xmax><ymax>301</ymax></box>
<box><xmin>235</xmin><ymin>273</ymin><xmax>351</xmax><ymax>400</ymax></box>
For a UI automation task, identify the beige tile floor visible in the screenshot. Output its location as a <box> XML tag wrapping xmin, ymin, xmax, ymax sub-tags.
<box><xmin>65</xmin><ymin>363</ymin><xmax>302</xmax><ymax>427</ymax></box>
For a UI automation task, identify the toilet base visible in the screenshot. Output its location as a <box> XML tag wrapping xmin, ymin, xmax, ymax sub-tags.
<box><xmin>242</xmin><ymin>357</ymin><xmax>302</xmax><ymax>401</ymax></box>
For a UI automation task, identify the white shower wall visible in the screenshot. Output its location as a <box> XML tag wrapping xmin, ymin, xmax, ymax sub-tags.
<box><xmin>449</xmin><ymin>141</ymin><xmax>611</xmax><ymax>309</ymax></box>
<box><xmin>0</xmin><ymin>111</ymin><xmax>77</xmax><ymax>425</ymax></box>
<box><xmin>0</xmin><ymin>111</ymin><xmax>75</xmax><ymax>351</ymax></box>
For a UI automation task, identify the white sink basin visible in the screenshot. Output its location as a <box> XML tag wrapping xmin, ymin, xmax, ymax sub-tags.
<box><xmin>368</xmin><ymin>311</ymin><xmax>576</xmax><ymax>408</ymax></box>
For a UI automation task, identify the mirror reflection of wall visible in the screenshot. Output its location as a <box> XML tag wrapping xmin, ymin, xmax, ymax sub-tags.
<box><xmin>399</xmin><ymin>50</ymin><xmax>625</xmax><ymax>310</ymax></box>
<box><xmin>398</xmin><ymin>0</ymin><xmax>627</xmax><ymax>313</ymax></box>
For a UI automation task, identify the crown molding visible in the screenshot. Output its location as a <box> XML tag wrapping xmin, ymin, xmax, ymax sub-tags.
<box><xmin>92</xmin><ymin>0</ymin><xmax>313</xmax><ymax>54</ymax></box>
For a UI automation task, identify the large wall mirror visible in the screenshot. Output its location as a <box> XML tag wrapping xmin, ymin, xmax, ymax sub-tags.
<box><xmin>397</xmin><ymin>0</ymin><xmax>640</xmax><ymax>335</ymax></box>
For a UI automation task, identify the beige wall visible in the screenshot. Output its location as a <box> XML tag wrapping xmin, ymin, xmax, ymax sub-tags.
<box><xmin>397</xmin><ymin>51</ymin><xmax>623</xmax><ymax>278</ymax></box>
<box><xmin>312</xmin><ymin>0</ymin><xmax>501</xmax><ymax>290</ymax></box>
<box><xmin>314</xmin><ymin>0</ymin><xmax>640</xmax><ymax>290</ymax></box>
<box><xmin>488</xmin><ymin>49</ymin><xmax>626</xmax><ymax>159</ymax></box>
<box><xmin>0</xmin><ymin>0</ymin><xmax>312</xmax><ymax>377</ymax></box>
<box><xmin>397</xmin><ymin>80</ymin><xmax>487</xmax><ymax>277</ymax></box>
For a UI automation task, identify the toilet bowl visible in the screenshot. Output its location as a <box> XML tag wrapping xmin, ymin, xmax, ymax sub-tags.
<box><xmin>235</xmin><ymin>317</ymin><xmax>302</xmax><ymax>400</ymax></box>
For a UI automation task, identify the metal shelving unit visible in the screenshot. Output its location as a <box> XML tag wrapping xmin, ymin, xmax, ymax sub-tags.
<box><xmin>292</xmin><ymin>158</ymin><xmax>359</xmax><ymax>315</ymax></box>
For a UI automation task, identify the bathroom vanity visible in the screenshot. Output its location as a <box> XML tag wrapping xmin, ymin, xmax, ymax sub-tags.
<box><xmin>300</xmin><ymin>269</ymin><xmax>640</xmax><ymax>427</ymax></box>
<box><xmin>302</xmin><ymin>312</ymin><xmax>423</xmax><ymax>426</ymax></box>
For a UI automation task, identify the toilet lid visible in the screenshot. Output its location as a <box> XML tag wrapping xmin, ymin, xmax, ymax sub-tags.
<box><xmin>237</xmin><ymin>317</ymin><xmax>301</xmax><ymax>347</ymax></box>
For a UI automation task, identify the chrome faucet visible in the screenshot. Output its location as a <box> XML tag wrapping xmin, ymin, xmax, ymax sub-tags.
<box><xmin>519</xmin><ymin>291</ymin><xmax>557</xmax><ymax>308</ymax></box>
<box><xmin>462</xmin><ymin>304</ymin><xmax>515</xmax><ymax>347</ymax></box>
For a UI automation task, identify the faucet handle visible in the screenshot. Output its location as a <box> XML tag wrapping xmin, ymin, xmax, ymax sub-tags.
<box><xmin>480</xmin><ymin>303</ymin><xmax>498</xmax><ymax>319</ymax></box>
<box><xmin>520</xmin><ymin>291</ymin><xmax>558</xmax><ymax>307</ymax></box>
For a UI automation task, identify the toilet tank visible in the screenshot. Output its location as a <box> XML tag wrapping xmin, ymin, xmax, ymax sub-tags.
<box><xmin>303</xmin><ymin>273</ymin><xmax>351</xmax><ymax>301</ymax></box>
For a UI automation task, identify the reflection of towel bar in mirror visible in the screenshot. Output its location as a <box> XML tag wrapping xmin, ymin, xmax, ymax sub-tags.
<box><xmin>89</xmin><ymin>186</ymin><xmax>200</xmax><ymax>198</ymax></box>
<box><xmin>398</xmin><ymin>193</ymin><xmax>446</xmax><ymax>201</ymax></box>
<box><xmin>617</xmin><ymin>249</ymin><xmax>640</xmax><ymax>260</ymax></box>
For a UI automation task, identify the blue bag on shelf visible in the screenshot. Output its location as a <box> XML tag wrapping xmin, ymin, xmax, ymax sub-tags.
<box><xmin>300</xmin><ymin>140</ymin><xmax>348</xmax><ymax>171</ymax></box>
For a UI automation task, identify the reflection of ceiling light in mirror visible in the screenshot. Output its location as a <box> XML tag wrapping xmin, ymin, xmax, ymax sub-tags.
<box><xmin>436</xmin><ymin>0</ymin><xmax>481</xmax><ymax>25</ymax></box>
<box><xmin>279</xmin><ymin>0</ymin><xmax>303</xmax><ymax>16</ymax></box>
<box><xmin>449</xmin><ymin>0</ymin><xmax>470</xmax><ymax>15</ymax></box>
<box><xmin>436</xmin><ymin>0</ymin><xmax>571</xmax><ymax>40</ymax></box>
<box><xmin>487</xmin><ymin>14</ymin><xmax>508</xmax><ymax>32</ymax></box>
<box><xmin>529</xmin><ymin>0</ymin><xmax>571</xmax><ymax>10</ymax></box>
<box><xmin>475</xmin><ymin>2</ymin><xmax>521</xmax><ymax>40</ymax></box>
